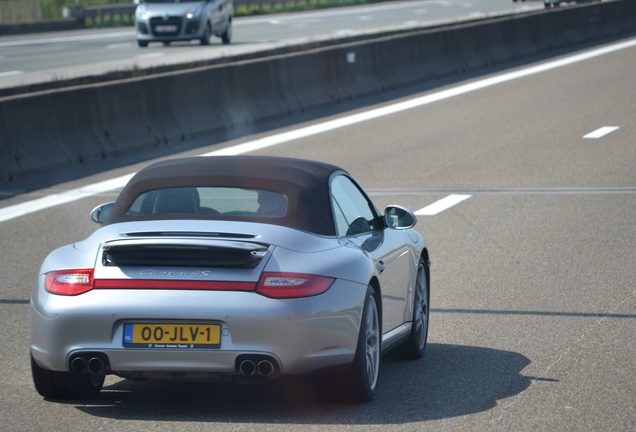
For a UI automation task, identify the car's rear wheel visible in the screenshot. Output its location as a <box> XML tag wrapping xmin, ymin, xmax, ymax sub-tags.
<box><xmin>315</xmin><ymin>285</ymin><xmax>380</xmax><ymax>402</ymax></box>
<box><xmin>201</xmin><ymin>22</ymin><xmax>212</xmax><ymax>45</ymax></box>
<box><xmin>31</xmin><ymin>354</ymin><xmax>104</xmax><ymax>399</ymax></box>
<box><xmin>221</xmin><ymin>19</ymin><xmax>232</xmax><ymax>45</ymax></box>
<box><xmin>137</xmin><ymin>40</ymin><xmax>148</xmax><ymax>48</ymax></box>
<box><xmin>352</xmin><ymin>286</ymin><xmax>381</xmax><ymax>401</ymax></box>
<box><xmin>400</xmin><ymin>257</ymin><xmax>429</xmax><ymax>359</ymax></box>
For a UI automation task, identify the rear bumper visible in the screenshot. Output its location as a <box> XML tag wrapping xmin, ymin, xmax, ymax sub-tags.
<box><xmin>30</xmin><ymin>279</ymin><xmax>367</xmax><ymax>377</ymax></box>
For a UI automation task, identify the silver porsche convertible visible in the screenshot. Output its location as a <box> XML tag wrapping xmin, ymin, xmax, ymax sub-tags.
<box><xmin>30</xmin><ymin>156</ymin><xmax>430</xmax><ymax>402</ymax></box>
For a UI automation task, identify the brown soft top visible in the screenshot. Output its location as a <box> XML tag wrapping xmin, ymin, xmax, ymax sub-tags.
<box><xmin>106</xmin><ymin>155</ymin><xmax>345</xmax><ymax>236</ymax></box>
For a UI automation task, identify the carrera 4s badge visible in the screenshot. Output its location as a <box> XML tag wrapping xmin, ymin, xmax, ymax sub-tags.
<box><xmin>140</xmin><ymin>269</ymin><xmax>211</xmax><ymax>278</ymax></box>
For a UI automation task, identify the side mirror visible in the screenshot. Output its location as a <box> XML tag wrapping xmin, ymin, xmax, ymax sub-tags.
<box><xmin>384</xmin><ymin>205</ymin><xmax>417</xmax><ymax>230</ymax></box>
<box><xmin>90</xmin><ymin>202</ymin><xmax>115</xmax><ymax>224</ymax></box>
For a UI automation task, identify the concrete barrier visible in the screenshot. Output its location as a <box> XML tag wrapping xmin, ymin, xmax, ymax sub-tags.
<box><xmin>1</xmin><ymin>1</ymin><xmax>635</xmax><ymax>187</ymax></box>
<box><xmin>0</xmin><ymin>19</ymin><xmax>79</xmax><ymax>35</ymax></box>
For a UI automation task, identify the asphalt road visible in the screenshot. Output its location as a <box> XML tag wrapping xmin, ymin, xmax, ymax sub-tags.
<box><xmin>0</xmin><ymin>0</ymin><xmax>543</xmax><ymax>89</ymax></box>
<box><xmin>1</xmin><ymin>34</ymin><xmax>635</xmax><ymax>431</ymax></box>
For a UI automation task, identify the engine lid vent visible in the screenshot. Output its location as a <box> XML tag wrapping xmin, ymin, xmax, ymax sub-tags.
<box><xmin>102</xmin><ymin>241</ymin><xmax>268</xmax><ymax>268</ymax></box>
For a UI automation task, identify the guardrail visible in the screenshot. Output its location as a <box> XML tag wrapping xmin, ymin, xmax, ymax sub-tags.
<box><xmin>62</xmin><ymin>3</ymin><xmax>135</xmax><ymax>24</ymax></box>
<box><xmin>62</xmin><ymin>4</ymin><xmax>137</xmax><ymax>25</ymax></box>
<box><xmin>62</xmin><ymin>0</ymin><xmax>366</xmax><ymax>25</ymax></box>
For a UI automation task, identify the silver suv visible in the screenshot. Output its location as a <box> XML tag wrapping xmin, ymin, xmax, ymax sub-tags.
<box><xmin>135</xmin><ymin>0</ymin><xmax>233</xmax><ymax>47</ymax></box>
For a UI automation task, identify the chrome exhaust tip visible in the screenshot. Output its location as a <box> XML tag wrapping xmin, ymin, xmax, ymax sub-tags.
<box><xmin>239</xmin><ymin>360</ymin><xmax>256</xmax><ymax>376</ymax></box>
<box><xmin>70</xmin><ymin>357</ymin><xmax>87</xmax><ymax>373</ymax></box>
<box><xmin>257</xmin><ymin>360</ymin><xmax>274</xmax><ymax>377</ymax></box>
<box><xmin>88</xmin><ymin>357</ymin><xmax>105</xmax><ymax>374</ymax></box>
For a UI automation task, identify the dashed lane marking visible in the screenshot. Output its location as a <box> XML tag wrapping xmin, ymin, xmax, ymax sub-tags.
<box><xmin>583</xmin><ymin>126</ymin><xmax>620</xmax><ymax>139</ymax></box>
<box><xmin>415</xmin><ymin>194</ymin><xmax>471</xmax><ymax>216</ymax></box>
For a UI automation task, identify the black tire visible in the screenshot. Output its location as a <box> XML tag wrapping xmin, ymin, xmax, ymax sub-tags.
<box><xmin>315</xmin><ymin>286</ymin><xmax>380</xmax><ymax>402</ymax></box>
<box><xmin>137</xmin><ymin>40</ymin><xmax>148</xmax><ymax>48</ymax></box>
<box><xmin>221</xmin><ymin>19</ymin><xmax>232</xmax><ymax>45</ymax></box>
<box><xmin>350</xmin><ymin>286</ymin><xmax>381</xmax><ymax>401</ymax></box>
<box><xmin>201</xmin><ymin>22</ymin><xmax>211</xmax><ymax>46</ymax></box>
<box><xmin>31</xmin><ymin>354</ymin><xmax>104</xmax><ymax>399</ymax></box>
<box><xmin>400</xmin><ymin>258</ymin><xmax>430</xmax><ymax>359</ymax></box>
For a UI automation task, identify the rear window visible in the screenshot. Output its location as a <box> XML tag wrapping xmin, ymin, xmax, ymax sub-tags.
<box><xmin>126</xmin><ymin>187</ymin><xmax>287</xmax><ymax>218</ymax></box>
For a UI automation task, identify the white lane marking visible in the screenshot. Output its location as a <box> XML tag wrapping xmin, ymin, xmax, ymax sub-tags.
<box><xmin>334</xmin><ymin>29</ymin><xmax>355</xmax><ymax>37</ymax></box>
<box><xmin>0</xmin><ymin>31</ymin><xmax>135</xmax><ymax>48</ymax></box>
<box><xmin>136</xmin><ymin>52</ymin><xmax>164</xmax><ymax>59</ymax></box>
<box><xmin>1</xmin><ymin>37</ymin><xmax>635</xmax><ymax>224</ymax></box>
<box><xmin>415</xmin><ymin>194</ymin><xmax>471</xmax><ymax>216</ymax></box>
<box><xmin>0</xmin><ymin>70</ymin><xmax>22</xmax><ymax>77</ymax></box>
<box><xmin>0</xmin><ymin>176</ymin><xmax>134</xmax><ymax>224</ymax></box>
<box><xmin>583</xmin><ymin>126</ymin><xmax>620</xmax><ymax>139</ymax></box>
<box><xmin>106</xmin><ymin>43</ymin><xmax>133</xmax><ymax>49</ymax></box>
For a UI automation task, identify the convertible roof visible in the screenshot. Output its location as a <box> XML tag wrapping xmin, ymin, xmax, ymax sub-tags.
<box><xmin>106</xmin><ymin>156</ymin><xmax>345</xmax><ymax>236</ymax></box>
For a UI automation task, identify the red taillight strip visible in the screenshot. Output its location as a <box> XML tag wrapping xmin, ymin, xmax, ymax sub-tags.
<box><xmin>46</xmin><ymin>270</ymin><xmax>333</xmax><ymax>297</ymax></box>
<box><xmin>93</xmin><ymin>279</ymin><xmax>256</xmax><ymax>291</ymax></box>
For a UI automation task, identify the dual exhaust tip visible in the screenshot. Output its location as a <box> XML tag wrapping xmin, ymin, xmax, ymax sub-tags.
<box><xmin>238</xmin><ymin>358</ymin><xmax>277</xmax><ymax>378</ymax></box>
<box><xmin>70</xmin><ymin>354</ymin><xmax>108</xmax><ymax>375</ymax></box>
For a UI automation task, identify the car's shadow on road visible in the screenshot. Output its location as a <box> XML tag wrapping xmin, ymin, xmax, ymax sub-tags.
<box><xmin>62</xmin><ymin>343</ymin><xmax>536</xmax><ymax>424</ymax></box>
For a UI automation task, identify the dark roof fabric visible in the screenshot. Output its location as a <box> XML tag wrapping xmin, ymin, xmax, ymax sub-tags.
<box><xmin>107</xmin><ymin>156</ymin><xmax>345</xmax><ymax>236</ymax></box>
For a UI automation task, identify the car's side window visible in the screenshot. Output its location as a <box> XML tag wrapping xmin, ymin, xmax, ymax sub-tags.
<box><xmin>331</xmin><ymin>175</ymin><xmax>378</xmax><ymax>237</ymax></box>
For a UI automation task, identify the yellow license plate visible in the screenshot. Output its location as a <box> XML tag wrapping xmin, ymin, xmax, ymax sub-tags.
<box><xmin>123</xmin><ymin>323</ymin><xmax>221</xmax><ymax>349</ymax></box>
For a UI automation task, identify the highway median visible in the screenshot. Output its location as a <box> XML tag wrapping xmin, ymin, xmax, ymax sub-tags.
<box><xmin>1</xmin><ymin>0</ymin><xmax>635</xmax><ymax>189</ymax></box>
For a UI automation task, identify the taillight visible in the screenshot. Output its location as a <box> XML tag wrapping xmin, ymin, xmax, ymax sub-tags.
<box><xmin>256</xmin><ymin>272</ymin><xmax>334</xmax><ymax>299</ymax></box>
<box><xmin>45</xmin><ymin>269</ymin><xmax>94</xmax><ymax>296</ymax></box>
